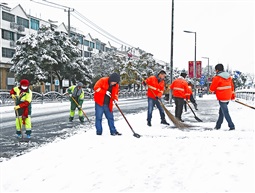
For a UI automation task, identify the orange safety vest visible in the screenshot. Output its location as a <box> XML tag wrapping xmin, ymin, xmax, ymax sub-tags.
<box><xmin>170</xmin><ymin>77</ymin><xmax>189</xmax><ymax>99</ymax></box>
<box><xmin>145</xmin><ymin>76</ymin><xmax>165</xmax><ymax>99</ymax></box>
<box><xmin>209</xmin><ymin>72</ymin><xmax>234</xmax><ymax>101</ymax></box>
<box><xmin>94</xmin><ymin>77</ymin><xmax>119</xmax><ymax>112</ymax></box>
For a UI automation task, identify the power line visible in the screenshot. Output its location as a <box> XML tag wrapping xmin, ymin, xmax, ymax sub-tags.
<box><xmin>30</xmin><ymin>0</ymin><xmax>63</xmax><ymax>11</ymax></box>
<box><xmin>42</xmin><ymin>0</ymin><xmax>70</xmax><ymax>9</ymax></box>
<box><xmin>71</xmin><ymin>13</ymin><xmax>128</xmax><ymax>47</ymax></box>
<box><xmin>31</xmin><ymin>0</ymin><xmax>135</xmax><ymax>49</ymax></box>
<box><xmin>73</xmin><ymin>10</ymin><xmax>134</xmax><ymax>48</ymax></box>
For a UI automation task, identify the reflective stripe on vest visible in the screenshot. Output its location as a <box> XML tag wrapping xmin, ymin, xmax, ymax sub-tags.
<box><xmin>95</xmin><ymin>88</ymin><xmax>101</xmax><ymax>92</ymax></box>
<box><xmin>148</xmin><ymin>85</ymin><xmax>157</xmax><ymax>91</ymax></box>
<box><xmin>148</xmin><ymin>85</ymin><xmax>163</xmax><ymax>93</ymax></box>
<box><xmin>173</xmin><ymin>87</ymin><xmax>184</xmax><ymax>92</ymax></box>
<box><xmin>217</xmin><ymin>86</ymin><xmax>231</xmax><ymax>90</ymax></box>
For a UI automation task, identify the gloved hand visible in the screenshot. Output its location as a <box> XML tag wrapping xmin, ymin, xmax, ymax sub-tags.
<box><xmin>155</xmin><ymin>96</ymin><xmax>159</xmax><ymax>100</ymax></box>
<box><xmin>231</xmin><ymin>93</ymin><xmax>235</xmax><ymax>100</ymax></box>
<box><xmin>11</xmin><ymin>94</ymin><xmax>16</xmax><ymax>100</ymax></box>
<box><xmin>77</xmin><ymin>105</ymin><xmax>81</xmax><ymax>110</ymax></box>
<box><xmin>69</xmin><ymin>94</ymin><xmax>72</xmax><ymax>97</ymax></box>
<box><xmin>14</xmin><ymin>105</ymin><xmax>20</xmax><ymax>110</ymax></box>
<box><xmin>106</xmin><ymin>91</ymin><xmax>111</xmax><ymax>97</ymax></box>
<box><xmin>142</xmin><ymin>81</ymin><xmax>146</xmax><ymax>86</ymax></box>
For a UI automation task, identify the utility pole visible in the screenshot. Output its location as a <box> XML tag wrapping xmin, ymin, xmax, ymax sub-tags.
<box><xmin>34</xmin><ymin>0</ymin><xmax>74</xmax><ymax>37</ymax></box>
<box><xmin>65</xmin><ymin>7</ymin><xmax>74</xmax><ymax>37</ymax></box>
<box><xmin>169</xmin><ymin>0</ymin><xmax>174</xmax><ymax>106</ymax></box>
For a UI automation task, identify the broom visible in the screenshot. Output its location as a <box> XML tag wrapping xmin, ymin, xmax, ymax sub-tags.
<box><xmin>71</xmin><ymin>96</ymin><xmax>91</xmax><ymax>123</ymax></box>
<box><xmin>143</xmin><ymin>80</ymin><xmax>190</xmax><ymax>128</ymax></box>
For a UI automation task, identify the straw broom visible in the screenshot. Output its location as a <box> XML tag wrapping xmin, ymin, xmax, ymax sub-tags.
<box><xmin>144</xmin><ymin>80</ymin><xmax>190</xmax><ymax>129</ymax></box>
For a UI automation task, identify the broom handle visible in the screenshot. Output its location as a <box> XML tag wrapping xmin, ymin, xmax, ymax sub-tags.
<box><xmin>113</xmin><ymin>100</ymin><xmax>136</xmax><ymax>134</ymax></box>
<box><xmin>235</xmin><ymin>100</ymin><xmax>255</xmax><ymax>110</ymax></box>
<box><xmin>71</xmin><ymin>96</ymin><xmax>90</xmax><ymax>122</ymax></box>
<box><xmin>185</xmin><ymin>100</ymin><xmax>196</xmax><ymax>116</ymax></box>
<box><xmin>13</xmin><ymin>98</ymin><xmax>24</xmax><ymax>138</ymax></box>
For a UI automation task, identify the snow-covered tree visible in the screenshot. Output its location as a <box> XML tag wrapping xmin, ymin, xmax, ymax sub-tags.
<box><xmin>11</xmin><ymin>26</ymin><xmax>91</xmax><ymax>88</ymax></box>
<box><xmin>119</xmin><ymin>52</ymin><xmax>164</xmax><ymax>91</ymax></box>
<box><xmin>232</xmin><ymin>71</ymin><xmax>247</xmax><ymax>89</ymax></box>
<box><xmin>88</xmin><ymin>50</ymin><xmax>122</xmax><ymax>88</ymax></box>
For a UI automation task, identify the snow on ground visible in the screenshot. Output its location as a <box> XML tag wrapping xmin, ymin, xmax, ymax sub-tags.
<box><xmin>0</xmin><ymin>94</ymin><xmax>254</xmax><ymax>193</ymax></box>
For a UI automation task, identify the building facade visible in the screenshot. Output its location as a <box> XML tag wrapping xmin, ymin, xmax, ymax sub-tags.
<box><xmin>0</xmin><ymin>3</ymin><xmax>166</xmax><ymax>90</ymax></box>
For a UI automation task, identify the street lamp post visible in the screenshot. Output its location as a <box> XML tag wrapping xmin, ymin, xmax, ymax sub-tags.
<box><xmin>202</xmin><ymin>57</ymin><xmax>210</xmax><ymax>94</ymax></box>
<box><xmin>184</xmin><ymin>30</ymin><xmax>197</xmax><ymax>98</ymax></box>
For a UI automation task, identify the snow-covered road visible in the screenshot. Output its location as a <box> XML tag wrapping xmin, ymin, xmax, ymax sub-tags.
<box><xmin>0</xmin><ymin>95</ymin><xmax>254</xmax><ymax>192</ymax></box>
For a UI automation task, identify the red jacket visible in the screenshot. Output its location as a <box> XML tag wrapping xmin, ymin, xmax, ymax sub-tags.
<box><xmin>170</xmin><ymin>77</ymin><xmax>189</xmax><ymax>99</ymax></box>
<box><xmin>94</xmin><ymin>77</ymin><xmax>119</xmax><ymax>112</ymax></box>
<box><xmin>10</xmin><ymin>86</ymin><xmax>32</xmax><ymax>118</ymax></box>
<box><xmin>209</xmin><ymin>72</ymin><xmax>235</xmax><ymax>101</ymax></box>
<box><xmin>145</xmin><ymin>76</ymin><xmax>165</xmax><ymax>99</ymax></box>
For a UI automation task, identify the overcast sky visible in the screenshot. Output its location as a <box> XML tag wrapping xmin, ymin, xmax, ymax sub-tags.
<box><xmin>7</xmin><ymin>0</ymin><xmax>255</xmax><ymax>74</ymax></box>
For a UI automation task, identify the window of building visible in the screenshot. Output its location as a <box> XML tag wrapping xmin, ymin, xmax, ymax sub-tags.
<box><xmin>101</xmin><ymin>44</ymin><xmax>105</xmax><ymax>51</ymax></box>
<box><xmin>78</xmin><ymin>36</ymin><xmax>83</xmax><ymax>44</ymax></box>
<box><xmin>17</xmin><ymin>33</ymin><xmax>25</xmax><ymax>40</ymax></box>
<box><xmin>105</xmin><ymin>47</ymin><xmax>112</xmax><ymax>52</ymax></box>
<box><xmin>84</xmin><ymin>40</ymin><xmax>89</xmax><ymax>46</ymax></box>
<box><xmin>84</xmin><ymin>51</ymin><xmax>91</xmax><ymax>58</ymax></box>
<box><xmin>89</xmin><ymin>42</ymin><xmax>95</xmax><ymax>48</ymax></box>
<box><xmin>2</xmin><ymin>11</ymin><xmax>15</xmax><ymax>22</ymax></box>
<box><xmin>2</xmin><ymin>47</ymin><xmax>15</xmax><ymax>58</ymax></box>
<box><xmin>96</xmin><ymin>42</ymin><xmax>101</xmax><ymax>50</ymax></box>
<box><xmin>30</xmin><ymin>18</ymin><xmax>39</xmax><ymax>30</ymax></box>
<box><xmin>70</xmin><ymin>32</ymin><xmax>75</xmax><ymax>37</ymax></box>
<box><xmin>17</xmin><ymin>16</ymin><xmax>29</xmax><ymax>28</ymax></box>
<box><xmin>1</xmin><ymin>29</ymin><xmax>15</xmax><ymax>41</ymax></box>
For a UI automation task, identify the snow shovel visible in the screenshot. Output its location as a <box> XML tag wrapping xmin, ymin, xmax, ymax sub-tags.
<box><xmin>186</xmin><ymin>100</ymin><xmax>203</xmax><ymax>122</ymax></box>
<box><xmin>114</xmin><ymin>100</ymin><xmax>141</xmax><ymax>138</ymax></box>
<box><xmin>71</xmin><ymin>96</ymin><xmax>91</xmax><ymax>123</ymax></box>
<box><xmin>235</xmin><ymin>100</ymin><xmax>255</xmax><ymax>110</ymax></box>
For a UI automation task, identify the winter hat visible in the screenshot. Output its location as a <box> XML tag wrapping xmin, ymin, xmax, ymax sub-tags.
<box><xmin>158</xmin><ymin>70</ymin><xmax>166</xmax><ymax>75</ymax></box>
<box><xmin>20</xmin><ymin>79</ymin><xmax>30</xmax><ymax>86</ymax></box>
<box><xmin>180</xmin><ymin>70</ymin><xmax>187</xmax><ymax>78</ymax></box>
<box><xmin>109</xmin><ymin>73</ymin><xmax>120</xmax><ymax>83</ymax></box>
<box><xmin>77</xmin><ymin>82</ymin><xmax>83</xmax><ymax>87</ymax></box>
<box><xmin>215</xmin><ymin>63</ymin><xmax>224</xmax><ymax>71</ymax></box>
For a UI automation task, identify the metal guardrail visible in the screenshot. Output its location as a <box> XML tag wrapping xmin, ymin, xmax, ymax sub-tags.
<box><xmin>0</xmin><ymin>90</ymin><xmax>147</xmax><ymax>106</ymax></box>
<box><xmin>236</xmin><ymin>89</ymin><xmax>255</xmax><ymax>101</ymax></box>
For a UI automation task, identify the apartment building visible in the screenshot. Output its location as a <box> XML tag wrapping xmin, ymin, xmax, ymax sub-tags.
<box><xmin>0</xmin><ymin>3</ymin><xmax>164</xmax><ymax>90</ymax></box>
<box><xmin>0</xmin><ymin>4</ymin><xmax>55</xmax><ymax>90</ymax></box>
